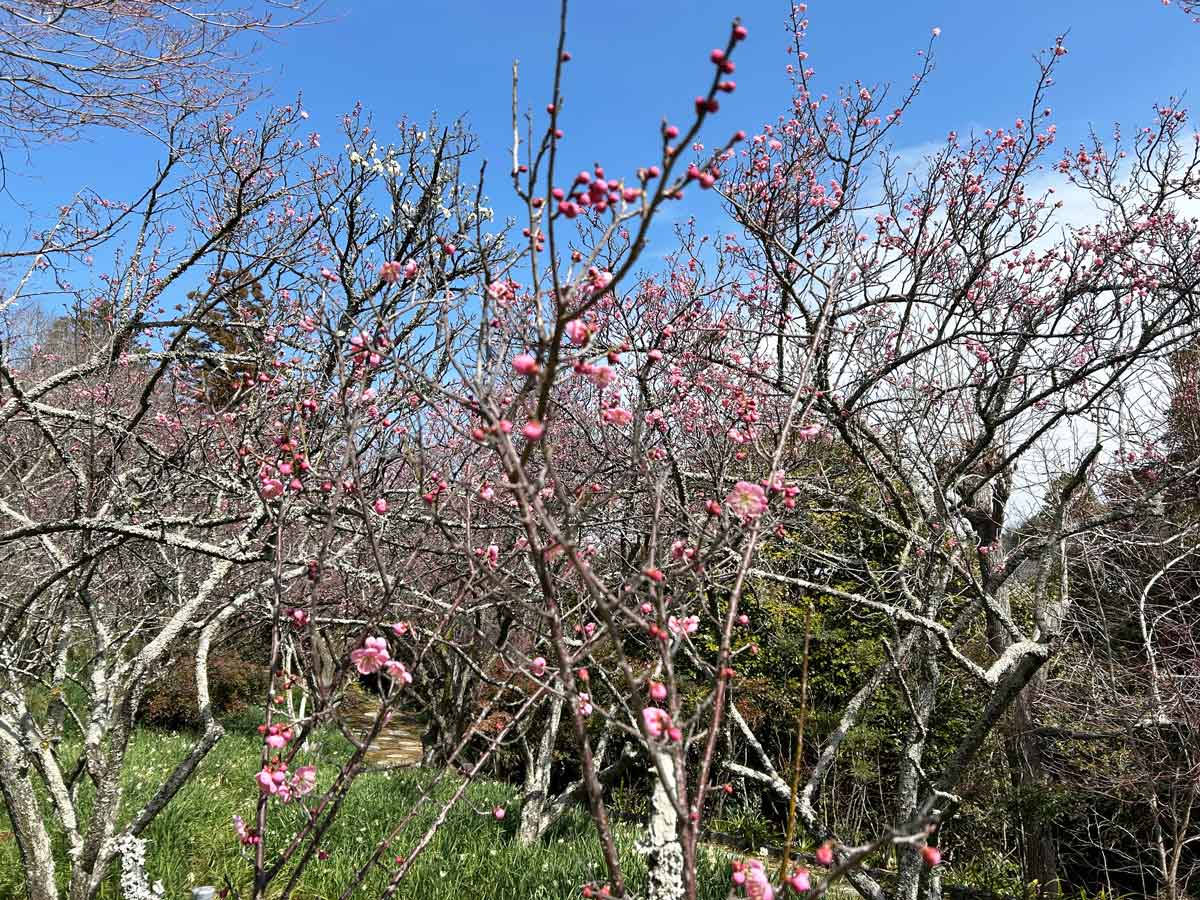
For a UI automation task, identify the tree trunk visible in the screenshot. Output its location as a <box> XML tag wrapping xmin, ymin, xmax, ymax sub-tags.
<box><xmin>0</xmin><ymin>741</ymin><xmax>59</xmax><ymax>900</ymax></box>
<box><xmin>420</xmin><ymin>716</ymin><xmax>443</xmax><ymax>767</ymax></box>
<box><xmin>894</xmin><ymin>636</ymin><xmax>939</xmax><ymax>900</ymax></box>
<box><xmin>518</xmin><ymin>696</ymin><xmax>563</xmax><ymax>844</ymax></box>
<box><xmin>1007</xmin><ymin>672</ymin><xmax>1060</xmax><ymax>899</ymax></box>
<box><xmin>925</xmin><ymin>863</ymin><xmax>943</xmax><ymax>900</ymax></box>
<box><xmin>975</xmin><ymin>487</ymin><xmax>1061</xmax><ymax>900</ymax></box>
<box><xmin>639</xmin><ymin>749</ymin><xmax>684</xmax><ymax>900</ymax></box>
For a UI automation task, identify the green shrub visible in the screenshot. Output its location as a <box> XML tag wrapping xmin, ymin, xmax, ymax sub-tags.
<box><xmin>140</xmin><ymin>653</ymin><xmax>269</xmax><ymax>729</ymax></box>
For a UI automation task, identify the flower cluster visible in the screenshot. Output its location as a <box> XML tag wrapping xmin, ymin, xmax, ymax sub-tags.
<box><xmin>233</xmin><ymin>814</ymin><xmax>261</xmax><ymax>846</ymax></box>
<box><xmin>731</xmin><ymin>859</ymin><xmax>776</xmax><ymax>899</ymax></box>
<box><xmin>258</xmin><ymin>721</ymin><xmax>294</xmax><ymax>750</ymax></box>
<box><xmin>350</xmin><ymin>635</ymin><xmax>414</xmax><ymax>684</ymax></box>
<box><xmin>726</xmin><ymin>481</ymin><xmax>768</xmax><ymax>520</ymax></box>
<box><xmin>255</xmin><ymin>760</ymin><xmax>317</xmax><ymax>803</ymax></box>
<box><xmin>641</xmin><ymin>706</ymin><xmax>682</xmax><ymax>742</ymax></box>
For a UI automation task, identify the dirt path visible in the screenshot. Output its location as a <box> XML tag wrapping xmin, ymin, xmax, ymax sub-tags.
<box><xmin>340</xmin><ymin>693</ymin><xmax>423</xmax><ymax>767</ymax></box>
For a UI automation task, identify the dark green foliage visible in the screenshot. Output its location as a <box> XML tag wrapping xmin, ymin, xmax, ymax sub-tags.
<box><xmin>140</xmin><ymin>654</ymin><xmax>270</xmax><ymax>729</ymax></box>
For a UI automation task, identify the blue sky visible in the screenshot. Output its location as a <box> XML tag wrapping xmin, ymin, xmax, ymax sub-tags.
<box><xmin>3</xmin><ymin>0</ymin><xmax>1197</xmax><ymax>245</ymax></box>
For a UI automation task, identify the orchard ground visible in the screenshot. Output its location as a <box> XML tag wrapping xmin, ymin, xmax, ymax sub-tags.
<box><xmin>0</xmin><ymin>713</ymin><xmax>736</xmax><ymax>900</ymax></box>
<box><xmin>0</xmin><ymin>704</ymin><xmax>1129</xmax><ymax>899</ymax></box>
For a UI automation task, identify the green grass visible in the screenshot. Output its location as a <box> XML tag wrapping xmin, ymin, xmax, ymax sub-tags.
<box><xmin>0</xmin><ymin>721</ymin><xmax>732</xmax><ymax>900</ymax></box>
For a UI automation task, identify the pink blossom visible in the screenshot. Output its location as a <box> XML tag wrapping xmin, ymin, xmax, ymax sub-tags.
<box><xmin>565</xmin><ymin>319</ymin><xmax>591</xmax><ymax>346</ymax></box>
<box><xmin>255</xmin><ymin>768</ymin><xmax>276</xmax><ymax>796</ymax></box>
<box><xmin>796</xmin><ymin>424</ymin><xmax>821</xmax><ymax>441</ymax></box>
<box><xmin>350</xmin><ymin>636</ymin><xmax>391</xmax><ymax>674</ymax></box>
<box><xmin>372</xmin><ymin>497</ymin><xmax>388</xmax><ymax>515</ymax></box>
<box><xmin>642</xmin><ymin>707</ymin><xmax>672</xmax><ymax>739</ymax></box>
<box><xmin>291</xmin><ymin>765</ymin><xmax>317</xmax><ymax>796</ymax></box>
<box><xmin>744</xmin><ymin>860</ymin><xmax>774</xmax><ymax>900</ymax></box>
<box><xmin>384</xmin><ymin>659</ymin><xmax>413</xmax><ymax>685</ymax></box>
<box><xmin>260</xmin><ymin>478</ymin><xmax>285</xmax><ymax>500</ymax></box>
<box><xmin>590</xmin><ymin>365</ymin><xmax>615</xmax><ymax>386</ymax></box>
<box><xmin>530</xmin><ymin>656</ymin><xmax>547</xmax><ymax>677</ymax></box>
<box><xmin>726</xmin><ymin>481</ymin><xmax>768</xmax><ymax>520</ymax></box>
<box><xmin>668</xmin><ymin>615</ymin><xmax>699</xmax><ymax>636</ymax></box>
<box><xmin>233</xmin><ymin>814</ymin><xmax>259</xmax><ymax>845</ymax></box>
<box><xmin>523</xmin><ymin>420</ymin><xmax>545</xmax><ymax>441</ymax></box>
<box><xmin>815</xmin><ymin>843</ymin><xmax>834</xmax><ymax>867</ymax></box>
<box><xmin>379</xmin><ymin>260</ymin><xmax>403</xmax><ymax>283</ymax></box>
<box><xmin>602</xmin><ymin>408</ymin><xmax>633</xmax><ymax>426</ymax></box>
<box><xmin>578</xmin><ymin>693</ymin><xmax>593</xmax><ymax>716</ymax></box>
<box><xmin>513</xmin><ymin>353</ymin><xmax>539</xmax><ymax>376</ymax></box>
<box><xmin>787</xmin><ymin>869</ymin><xmax>811</xmax><ymax>892</ymax></box>
<box><xmin>922</xmin><ymin>846</ymin><xmax>942</xmax><ymax>867</ymax></box>
<box><xmin>649</xmin><ymin>681</ymin><xmax>668</xmax><ymax>701</ymax></box>
<box><xmin>391</xmin><ymin>621</ymin><xmax>410</xmax><ymax>637</ymax></box>
<box><xmin>492</xmin><ymin>805</ymin><xmax>506</xmax><ymax>820</ymax></box>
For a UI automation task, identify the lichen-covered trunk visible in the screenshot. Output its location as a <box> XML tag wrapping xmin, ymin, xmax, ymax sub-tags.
<box><xmin>894</xmin><ymin>636</ymin><xmax>939</xmax><ymax>900</ymax></box>
<box><xmin>639</xmin><ymin>750</ymin><xmax>684</xmax><ymax>900</ymax></box>
<box><xmin>0</xmin><ymin>741</ymin><xmax>58</xmax><ymax>900</ymax></box>
<box><xmin>70</xmin><ymin>716</ymin><xmax>132</xmax><ymax>900</ymax></box>
<box><xmin>518</xmin><ymin>696</ymin><xmax>563</xmax><ymax>844</ymax></box>
<box><xmin>985</xmin><ymin>596</ymin><xmax>1060</xmax><ymax>894</ymax></box>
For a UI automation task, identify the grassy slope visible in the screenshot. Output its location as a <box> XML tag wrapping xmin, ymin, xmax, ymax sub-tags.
<box><xmin>0</xmin><ymin>722</ymin><xmax>730</xmax><ymax>899</ymax></box>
